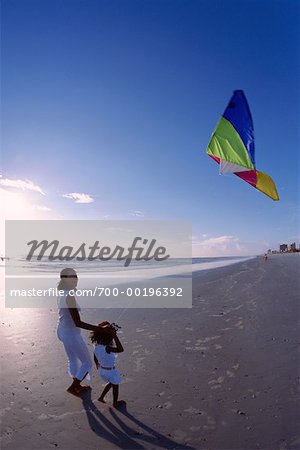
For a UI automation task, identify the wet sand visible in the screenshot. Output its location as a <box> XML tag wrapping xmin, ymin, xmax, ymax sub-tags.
<box><xmin>1</xmin><ymin>254</ymin><xmax>299</xmax><ymax>449</ymax></box>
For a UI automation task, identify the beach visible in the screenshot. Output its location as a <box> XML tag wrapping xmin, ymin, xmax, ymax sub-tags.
<box><xmin>1</xmin><ymin>253</ymin><xmax>299</xmax><ymax>450</ymax></box>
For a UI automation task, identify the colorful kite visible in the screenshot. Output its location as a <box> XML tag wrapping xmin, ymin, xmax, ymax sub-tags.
<box><xmin>206</xmin><ymin>90</ymin><xmax>279</xmax><ymax>200</ymax></box>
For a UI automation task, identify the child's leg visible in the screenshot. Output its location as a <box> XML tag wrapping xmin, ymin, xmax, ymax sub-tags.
<box><xmin>98</xmin><ymin>383</ymin><xmax>112</xmax><ymax>402</ymax></box>
<box><xmin>112</xmin><ymin>384</ymin><xmax>126</xmax><ymax>407</ymax></box>
<box><xmin>112</xmin><ymin>384</ymin><xmax>119</xmax><ymax>404</ymax></box>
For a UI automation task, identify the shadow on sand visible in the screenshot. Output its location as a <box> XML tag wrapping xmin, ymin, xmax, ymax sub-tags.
<box><xmin>80</xmin><ymin>390</ymin><xmax>195</xmax><ymax>449</ymax></box>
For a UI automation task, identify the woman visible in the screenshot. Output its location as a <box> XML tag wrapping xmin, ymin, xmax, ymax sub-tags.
<box><xmin>57</xmin><ymin>267</ymin><xmax>110</xmax><ymax>396</ymax></box>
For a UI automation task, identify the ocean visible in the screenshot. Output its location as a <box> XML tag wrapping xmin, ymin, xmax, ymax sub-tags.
<box><xmin>2</xmin><ymin>255</ymin><xmax>255</xmax><ymax>276</ymax></box>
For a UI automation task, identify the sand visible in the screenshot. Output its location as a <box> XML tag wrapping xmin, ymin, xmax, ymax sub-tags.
<box><xmin>1</xmin><ymin>254</ymin><xmax>299</xmax><ymax>450</ymax></box>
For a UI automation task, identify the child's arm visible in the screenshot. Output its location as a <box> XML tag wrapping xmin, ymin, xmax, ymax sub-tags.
<box><xmin>94</xmin><ymin>353</ymin><xmax>99</xmax><ymax>369</ymax></box>
<box><xmin>106</xmin><ymin>334</ymin><xmax>124</xmax><ymax>353</ymax></box>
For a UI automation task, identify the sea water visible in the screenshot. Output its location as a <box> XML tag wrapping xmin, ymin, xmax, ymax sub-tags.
<box><xmin>2</xmin><ymin>255</ymin><xmax>255</xmax><ymax>277</ymax></box>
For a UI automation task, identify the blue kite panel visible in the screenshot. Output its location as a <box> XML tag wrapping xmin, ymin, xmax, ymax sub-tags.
<box><xmin>223</xmin><ymin>90</ymin><xmax>256</xmax><ymax>167</ymax></box>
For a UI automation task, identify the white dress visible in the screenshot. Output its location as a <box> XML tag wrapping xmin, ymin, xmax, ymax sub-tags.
<box><xmin>94</xmin><ymin>344</ymin><xmax>122</xmax><ymax>385</ymax></box>
<box><xmin>57</xmin><ymin>291</ymin><xmax>93</xmax><ymax>382</ymax></box>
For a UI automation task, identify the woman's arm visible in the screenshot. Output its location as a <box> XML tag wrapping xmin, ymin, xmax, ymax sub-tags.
<box><xmin>66</xmin><ymin>295</ymin><xmax>101</xmax><ymax>331</ymax></box>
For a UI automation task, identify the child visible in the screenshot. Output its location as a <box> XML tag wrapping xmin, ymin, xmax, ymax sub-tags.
<box><xmin>90</xmin><ymin>324</ymin><xmax>125</xmax><ymax>408</ymax></box>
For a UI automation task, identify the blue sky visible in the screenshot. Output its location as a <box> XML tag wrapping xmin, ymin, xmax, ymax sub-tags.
<box><xmin>1</xmin><ymin>0</ymin><xmax>299</xmax><ymax>256</ymax></box>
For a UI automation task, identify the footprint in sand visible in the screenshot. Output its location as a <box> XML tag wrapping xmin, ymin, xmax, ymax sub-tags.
<box><xmin>190</xmin><ymin>426</ymin><xmax>201</xmax><ymax>431</ymax></box>
<box><xmin>163</xmin><ymin>401</ymin><xmax>172</xmax><ymax>409</ymax></box>
<box><xmin>197</xmin><ymin>335</ymin><xmax>221</xmax><ymax>344</ymax></box>
<box><xmin>226</xmin><ymin>370</ymin><xmax>235</xmax><ymax>378</ymax></box>
<box><xmin>133</xmin><ymin>356</ymin><xmax>145</xmax><ymax>372</ymax></box>
<box><xmin>207</xmin><ymin>416</ymin><xmax>217</xmax><ymax>425</ymax></box>
<box><xmin>0</xmin><ymin>427</ymin><xmax>14</xmax><ymax>444</ymax></box>
<box><xmin>184</xmin><ymin>406</ymin><xmax>205</xmax><ymax>415</ymax></box>
<box><xmin>231</xmin><ymin>304</ymin><xmax>244</xmax><ymax>312</ymax></box>
<box><xmin>22</xmin><ymin>406</ymin><xmax>32</xmax><ymax>413</ymax></box>
<box><xmin>208</xmin><ymin>376</ymin><xmax>225</xmax><ymax>386</ymax></box>
<box><xmin>147</xmin><ymin>334</ymin><xmax>158</xmax><ymax>339</ymax></box>
<box><xmin>0</xmin><ymin>407</ymin><xmax>11</xmax><ymax>417</ymax></box>
<box><xmin>290</xmin><ymin>436</ymin><xmax>300</xmax><ymax>448</ymax></box>
<box><xmin>203</xmin><ymin>416</ymin><xmax>217</xmax><ymax>431</ymax></box>
<box><xmin>39</xmin><ymin>407</ymin><xmax>92</xmax><ymax>421</ymax></box>
<box><xmin>157</xmin><ymin>391</ymin><xmax>165</xmax><ymax>397</ymax></box>
<box><xmin>235</xmin><ymin>320</ymin><xmax>244</xmax><ymax>329</ymax></box>
<box><xmin>174</xmin><ymin>430</ymin><xmax>187</xmax><ymax>439</ymax></box>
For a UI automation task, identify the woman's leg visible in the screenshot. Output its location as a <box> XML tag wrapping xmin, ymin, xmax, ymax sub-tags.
<box><xmin>57</xmin><ymin>328</ymin><xmax>92</xmax><ymax>394</ymax></box>
<box><xmin>60</xmin><ymin>341</ymin><xmax>80</xmax><ymax>378</ymax></box>
<box><xmin>57</xmin><ymin>327</ymin><xmax>80</xmax><ymax>378</ymax></box>
<box><xmin>71</xmin><ymin>334</ymin><xmax>93</xmax><ymax>382</ymax></box>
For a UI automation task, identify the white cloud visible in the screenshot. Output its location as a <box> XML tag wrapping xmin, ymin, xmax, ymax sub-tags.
<box><xmin>201</xmin><ymin>235</ymin><xmax>239</xmax><ymax>245</ymax></box>
<box><xmin>192</xmin><ymin>235</ymin><xmax>257</xmax><ymax>257</ymax></box>
<box><xmin>128</xmin><ymin>210</ymin><xmax>145</xmax><ymax>217</ymax></box>
<box><xmin>0</xmin><ymin>177</ymin><xmax>45</xmax><ymax>195</ymax></box>
<box><xmin>62</xmin><ymin>192</ymin><xmax>94</xmax><ymax>204</ymax></box>
<box><xmin>191</xmin><ymin>234</ymin><xmax>210</xmax><ymax>242</ymax></box>
<box><xmin>193</xmin><ymin>235</ymin><xmax>279</xmax><ymax>256</ymax></box>
<box><xmin>36</xmin><ymin>205</ymin><xmax>52</xmax><ymax>211</ymax></box>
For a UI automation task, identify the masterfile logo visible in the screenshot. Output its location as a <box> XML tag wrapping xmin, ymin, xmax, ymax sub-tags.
<box><xmin>26</xmin><ymin>237</ymin><xmax>170</xmax><ymax>267</ymax></box>
<box><xmin>5</xmin><ymin>220</ymin><xmax>192</xmax><ymax>309</ymax></box>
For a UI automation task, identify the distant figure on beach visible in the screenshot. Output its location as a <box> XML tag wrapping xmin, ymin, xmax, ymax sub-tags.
<box><xmin>56</xmin><ymin>268</ymin><xmax>112</xmax><ymax>396</ymax></box>
<box><xmin>90</xmin><ymin>324</ymin><xmax>126</xmax><ymax>408</ymax></box>
<box><xmin>264</xmin><ymin>253</ymin><xmax>268</xmax><ymax>261</ymax></box>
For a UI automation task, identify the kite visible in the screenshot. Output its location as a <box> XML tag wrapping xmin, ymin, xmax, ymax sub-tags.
<box><xmin>206</xmin><ymin>90</ymin><xmax>279</xmax><ymax>200</ymax></box>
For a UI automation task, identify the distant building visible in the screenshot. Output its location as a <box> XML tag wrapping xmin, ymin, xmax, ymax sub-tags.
<box><xmin>267</xmin><ymin>249</ymin><xmax>272</xmax><ymax>254</ymax></box>
<box><xmin>288</xmin><ymin>242</ymin><xmax>297</xmax><ymax>252</ymax></box>
<box><xmin>279</xmin><ymin>244</ymin><xmax>288</xmax><ymax>253</ymax></box>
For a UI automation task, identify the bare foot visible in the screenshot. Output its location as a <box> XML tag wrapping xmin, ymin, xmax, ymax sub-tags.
<box><xmin>77</xmin><ymin>386</ymin><xmax>91</xmax><ymax>393</ymax></box>
<box><xmin>98</xmin><ymin>397</ymin><xmax>106</xmax><ymax>403</ymax></box>
<box><xmin>113</xmin><ymin>400</ymin><xmax>126</xmax><ymax>408</ymax></box>
<box><xmin>66</xmin><ymin>386</ymin><xmax>82</xmax><ymax>397</ymax></box>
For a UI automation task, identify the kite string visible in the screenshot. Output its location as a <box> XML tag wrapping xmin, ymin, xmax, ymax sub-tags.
<box><xmin>113</xmin><ymin>306</ymin><xmax>128</xmax><ymax>324</ymax></box>
<box><xmin>111</xmin><ymin>293</ymin><xmax>136</xmax><ymax>325</ymax></box>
